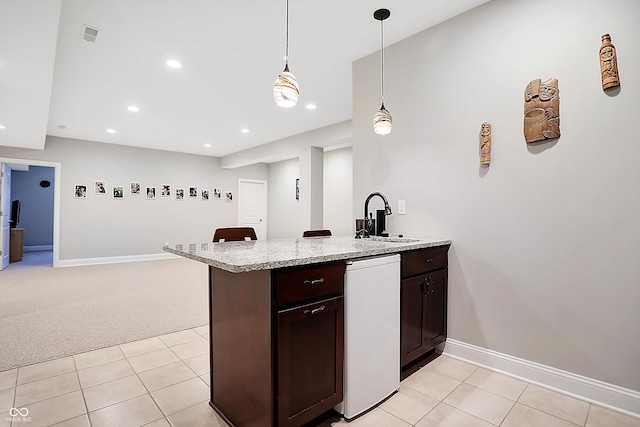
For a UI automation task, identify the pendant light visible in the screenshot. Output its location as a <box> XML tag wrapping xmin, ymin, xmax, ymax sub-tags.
<box><xmin>273</xmin><ymin>0</ymin><xmax>299</xmax><ymax>108</ymax></box>
<box><xmin>373</xmin><ymin>8</ymin><xmax>392</xmax><ymax>135</ymax></box>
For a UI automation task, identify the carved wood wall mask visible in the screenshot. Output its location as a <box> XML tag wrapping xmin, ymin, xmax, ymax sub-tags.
<box><xmin>480</xmin><ymin>122</ymin><xmax>491</xmax><ymax>166</ymax></box>
<box><xmin>524</xmin><ymin>78</ymin><xmax>560</xmax><ymax>143</ymax></box>
<box><xmin>600</xmin><ymin>34</ymin><xmax>620</xmax><ymax>90</ymax></box>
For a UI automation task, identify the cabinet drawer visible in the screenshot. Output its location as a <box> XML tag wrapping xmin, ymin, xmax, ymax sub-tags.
<box><xmin>275</xmin><ymin>262</ymin><xmax>345</xmax><ymax>307</ymax></box>
<box><xmin>401</xmin><ymin>245</ymin><xmax>449</xmax><ymax>278</ymax></box>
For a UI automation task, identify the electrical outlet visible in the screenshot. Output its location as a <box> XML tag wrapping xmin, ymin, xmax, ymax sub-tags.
<box><xmin>398</xmin><ymin>200</ymin><xmax>406</xmax><ymax>215</ymax></box>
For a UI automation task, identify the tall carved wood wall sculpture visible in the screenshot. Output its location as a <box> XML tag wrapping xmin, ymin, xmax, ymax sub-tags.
<box><xmin>524</xmin><ymin>78</ymin><xmax>560</xmax><ymax>143</ymax></box>
<box><xmin>480</xmin><ymin>122</ymin><xmax>491</xmax><ymax>166</ymax></box>
<box><xmin>599</xmin><ymin>34</ymin><xmax>620</xmax><ymax>90</ymax></box>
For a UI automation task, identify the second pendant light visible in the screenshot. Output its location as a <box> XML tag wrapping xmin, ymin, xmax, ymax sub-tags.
<box><xmin>373</xmin><ymin>8</ymin><xmax>392</xmax><ymax>135</ymax></box>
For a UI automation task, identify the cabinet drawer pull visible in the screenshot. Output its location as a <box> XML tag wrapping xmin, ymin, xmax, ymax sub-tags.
<box><xmin>422</xmin><ymin>258</ymin><xmax>433</xmax><ymax>264</ymax></box>
<box><xmin>303</xmin><ymin>278</ymin><xmax>325</xmax><ymax>286</ymax></box>
<box><xmin>304</xmin><ymin>305</ymin><xmax>326</xmax><ymax>315</ymax></box>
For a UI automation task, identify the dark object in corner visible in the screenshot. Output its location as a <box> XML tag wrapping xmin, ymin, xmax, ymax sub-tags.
<box><xmin>10</xmin><ymin>200</ymin><xmax>20</xmax><ymax>228</ymax></box>
<box><xmin>40</xmin><ymin>180</ymin><xmax>51</xmax><ymax>188</ymax></box>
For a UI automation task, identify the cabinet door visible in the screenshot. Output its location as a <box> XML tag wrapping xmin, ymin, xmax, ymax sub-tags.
<box><xmin>426</xmin><ymin>268</ymin><xmax>448</xmax><ymax>350</ymax></box>
<box><xmin>277</xmin><ymin>296</ymin><xmax>344</xmax><ymax>427</ymax></box>
<box><xmin>400</xmin><ymin>275</ymin><xmax>428</xmax><ymax>367</ymax></box>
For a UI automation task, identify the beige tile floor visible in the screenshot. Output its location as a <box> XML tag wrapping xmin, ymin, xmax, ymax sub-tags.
<box><xmin>1</xmin><ymin>327</ymin><xmax>639</xmax><ymax>427</ymax></box>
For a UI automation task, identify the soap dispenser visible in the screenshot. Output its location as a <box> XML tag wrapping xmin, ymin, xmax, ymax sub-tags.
<box><xmin>376</xmin><ymin>210</ymin><xmax>388</xmax><ymax>236</ymax></box>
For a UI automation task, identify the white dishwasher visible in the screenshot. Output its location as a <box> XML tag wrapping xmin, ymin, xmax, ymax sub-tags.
<box><xmin>335</xmin><ymin>254</ymin><xmax>400</xmax><ymax>419</ymax></box>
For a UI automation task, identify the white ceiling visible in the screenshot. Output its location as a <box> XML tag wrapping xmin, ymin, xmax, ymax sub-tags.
<box><xmin>0</xmin><ymin>0</ymin><xmax>489</xmax><ymax>158</ymax></box>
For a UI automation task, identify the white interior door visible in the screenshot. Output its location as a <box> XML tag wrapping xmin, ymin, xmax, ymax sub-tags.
<box><xmin>0</xmin><ymin>163</ymin><xmax>12</xmax><ymax>270</ymax></box>
<box><xmin>237</xmin><ymin>179</ymin><xmax>267</xmax><ymax>240</ymax></box>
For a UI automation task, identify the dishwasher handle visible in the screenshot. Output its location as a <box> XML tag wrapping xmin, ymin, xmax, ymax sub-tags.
<box><xmin>303</xmin><ymin>278</ymin><xmax>325</xmax><ymax>286</ymax></box>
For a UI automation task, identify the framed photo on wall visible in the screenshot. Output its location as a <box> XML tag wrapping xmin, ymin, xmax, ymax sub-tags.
<box><xmin>130</xmin><ymin>182</ymin><xmax>141</xmax><ymax>195</ymax></box>
<box><xmin>94</xmin><ymin>181</ymin><xmax>107</xmax><ymax>195</ymax></box>
<box><xmin>74</xmin><ymin>185</ymin><xmax>87</xmax><ymax>199</ymax></box>
<box><xmin>113</xmin><ymin>186</ymin><xmax>124</xmax><ymax>199</ymax></box>
<box><xmin>201</xmin><ymin>189</ymin><xmax>210</xmax><ymax>200</ymax></box>
<box><xmin>161</xmin><ymin>185</ymin><xmax>171</xmax><ymax>197</ymax></box>
<box><xmin>225</xmin><ymin>191</ymin><xmax>233</xmax><ymax>203</ymax></box>
<box><xmin>176</xmin><ymin>188</ymin><xmax>184</xmax><ymax>200</ymax></box>
<box><xmin>189</xmin><ymin>187</ymin><xmax>198</xmax><ymax>198</ymax></box>
<box><xmin>146</xmin><ymin>187</ymin><xmax>156</xmax><ymax>199</ymax></box>
<box><xmin>213</xmin><ymin>188</ymin><xmax>221</xmax><ymax>199</ymax></box>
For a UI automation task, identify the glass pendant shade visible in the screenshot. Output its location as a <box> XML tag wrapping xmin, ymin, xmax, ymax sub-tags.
<box><xmin>373</xmin><ymin>104</ymin><xmax>393</xmax><ymax>135</ymax></box>
<box><xmin>273</xmin><ymin>64</ymin><xmax>299</xmax><ymax>108</ymax></box>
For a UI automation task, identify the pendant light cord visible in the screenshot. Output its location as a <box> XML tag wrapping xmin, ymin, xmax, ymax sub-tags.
<box><xmin>380</xmin><ymin>18</ymin><xmax>385</xmax><ymax>105</ymax></box>
<box><xmin>285</xmin><ymin>0</ymin><xmax>290</xmax><ymax>65</ymax></box>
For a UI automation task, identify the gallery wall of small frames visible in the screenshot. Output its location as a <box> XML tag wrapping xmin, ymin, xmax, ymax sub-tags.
<box><xmin>73</xmin><ymin>181</ymin><xmax>233</xmax><ymax>203</ymax></box>
<box><xmin>479</xmin><ymin>33</ymin><xmax>621</xmax><ymax>167</ymax></box>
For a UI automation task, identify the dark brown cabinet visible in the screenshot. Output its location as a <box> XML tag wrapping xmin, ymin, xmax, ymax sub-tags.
<box><xmin>208</xmin><ymin>261</ymin><xmax>345</xmax><ymax>427</ymax></box>
<box><xmin>10</xmin><ymin>228</ymin><xmax>25</xmax><ymax>262</ymax></box>
<box><xmin>277</xmin><ymin>296</ymin><xmax>343</xmax><ymax>427</ymax></box>
<box><xmin>400</xmin><ymin>245</ymin><xmax>449</xmax><ymax>367</ymax></box>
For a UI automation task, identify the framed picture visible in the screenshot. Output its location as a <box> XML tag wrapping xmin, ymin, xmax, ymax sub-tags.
<box><xmin>296</xmin><ymin>178</ymin><xmax>300</xmax><ymax>201</ymax></box>
<box><xmin>213</xmin><ymin>188</ymin><xmax>221</xmax><ymax>199</ymax></box>
<box><xmin>201</xmin><ymin>189</ymin><xmax>210</xmax><ymax>200</ymax></box>
<box><xmin>175</xmin><ymin>188</ymin><xmax>184</xmax><ymax>200</ymax></box>
<box><xmin>189</xmin><ymin>187</ymin><xmax>198</xmax><ymax>198</ymax></box>
<box><xmin>112</xmin><ymin>186</ymin><xmax>124</xmax><ymax>199</ymax></box>
<box><xmin>146</xmin><ymin>187</ymin><xmax>156</xmax><ymax>199</ymax></box>
<box><xmin>94</xmin><ymin>180</ymin><xmax>107</xmax><ymax>195</ymax></box>
<box><xmin>161</xmin><ymin>184</ymin><xmax>171</xmax><ymax>197</ymax></box>
<box><xmin>225</xmin><ymin>191</ymin><xmax>233</xmax><ymax>203</ymax></box>
<box><xmin>130</xmin><ymin>182</ymin><xmax>141</xmax><ymax>195</ymax></box>
<box><xmin>74</xmin><ymin>185</ymin><xmax>87</xmax><ymax>199</ymax></box>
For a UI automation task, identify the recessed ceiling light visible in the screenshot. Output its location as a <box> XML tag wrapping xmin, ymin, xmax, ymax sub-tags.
<box><xmin>0</xmin><ymin>124</ymin><xmax>6</xmax><ymax>129</ymax></box>
<box><xmin>241</xmin><ymin>128</ymin><xmax>250</xmax><ymax>133</ymax></box>
<box><xmin>166</xmin><ymin>59</ymin><xmax>182</xmax><ymax>69</ymax></box>
<box><xmin>204</xmin><ymin>144</ymin><xmax>212</xmax><ymax>148</ymax></box>
<box><xmin>127</xmin><ymin>105</ymin><xmax>140</xmax><ymax>112</ymax></box>
<box><xmin>306</xmin><ymin>103</ymin><xmax>317</xmax><ymax>110</ymax></box>
<box><xmin>106</xmin><ymin>128</ymin><xmax>116</xmax><ymax>134</ymax></box>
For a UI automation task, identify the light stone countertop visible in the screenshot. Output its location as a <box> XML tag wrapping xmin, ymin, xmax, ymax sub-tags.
<box><xmin>163</xmin><ymin>235</ymin><xmax>451</xmax><ymax>273</ymax></box>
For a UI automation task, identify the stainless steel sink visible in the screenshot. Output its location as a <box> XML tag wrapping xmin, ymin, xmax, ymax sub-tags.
<box><xmin>369</xmin><ymin>236</ymin><xmax>422</xmax><ymax>243</ymax></box>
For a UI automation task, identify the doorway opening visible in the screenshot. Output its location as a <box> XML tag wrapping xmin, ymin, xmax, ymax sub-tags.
<box><xmin>0</xmin><ymin>158</ymin><xmax>61</xmax><ymax>270</ymax></box>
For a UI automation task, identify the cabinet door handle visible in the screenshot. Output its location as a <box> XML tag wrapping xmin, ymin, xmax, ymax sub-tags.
<box><xmin>303</xmin><ymin>278</ymin><xmax>325</xmax><ymax>286</ymax></box>
<box><xmin>422</xmin><ymin>258</ymin><xmax>433</xmax><ymax>264</ymax></box>
<box><xmin>304</xmin><ymin>305</ymin><xmax>326</xmax><ymax>315</ymax></box>
<box><xmin>423</xmin><ymin>277</ymin><xmax>434</xmax><ymax>296</ymax></box>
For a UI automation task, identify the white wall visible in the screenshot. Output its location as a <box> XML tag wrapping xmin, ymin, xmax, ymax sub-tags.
<box><xmin>353</xmin><ymin>0</ymin><xmax>640</xmax><ymax>394</ymax></box>
<box><xmin>323</xmin><ymin>147</ymin><xmax>353</xmax><ymax>236</ymax></box>
<box><xmin>0</xmin><ymin>136</ymin><xmax>268</xmax><ymax>261</ymax></box>
<box><xmin>267</xmin><ymin>158</ymin><xmax>303</xmax><ymax>239</ymax></box>
<box><xmin>268</xmin><ymin>147</ymin><xmax>353</xmax><ymax>239</ymax></box>
<box><xmin>11</xmin><ymin>166</ymin><xmax>55</xmax><ymax>247</ymax></box>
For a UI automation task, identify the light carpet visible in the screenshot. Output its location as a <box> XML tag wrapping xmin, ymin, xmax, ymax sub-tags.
<box><xmin>0</xmin><ymin>253</ymin><xmax>209</xmax><ymax>372</ymax></box>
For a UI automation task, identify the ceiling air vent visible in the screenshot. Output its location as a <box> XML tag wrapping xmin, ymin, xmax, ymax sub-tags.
<box><xmin>82</xmin><ymin>26</ymin><xmax>99</xmax><ymax>43</ymax></box>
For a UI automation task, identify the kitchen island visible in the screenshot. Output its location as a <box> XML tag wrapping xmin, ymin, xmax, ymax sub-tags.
<box><xmin>164</xmin><ymin>235</ymin><xmax>451</xmax><ymax>427</ymax></box>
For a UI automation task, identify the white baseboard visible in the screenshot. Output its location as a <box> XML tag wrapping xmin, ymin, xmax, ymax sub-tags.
<box><xmin>442</xmin><ymin>339</ymin><xmax>640</xmax><ymax>419</ymax></box>
<box><xmin>24</xmin><ymin>245</ymin><xmax>53</xmax><ymax>252</ymax></box>
<box><xmin>58</xmin><ymin>252</ymin><xmax>180</xmax><ymax>267</ymax></box>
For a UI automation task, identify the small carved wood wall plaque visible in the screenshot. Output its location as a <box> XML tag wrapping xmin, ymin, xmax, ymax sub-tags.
<box><xmin>600</xmin><ymin>34</ymin><xmax>620</xmax><ymax>90</ymax></box>
<box><xmin>480</xmin><ymin>122</ymin><xmax>491</xmax><ymax>166</ymax></box>
<box><xmin>524</xmin><ymin>78</ymin><xmax>560</xmax><ymax>143</ymax></box>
